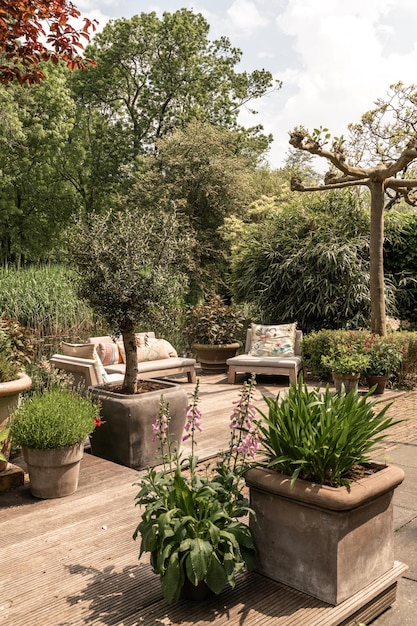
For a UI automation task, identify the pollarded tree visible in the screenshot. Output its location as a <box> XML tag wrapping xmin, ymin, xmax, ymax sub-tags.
<box><xmin>289</xmin><ymin>82</ymin><xmax>417</xmax><ymax>336</ymax></box>
<box><xmin>0</xmin><ymin>0</ymin><xmax>96</xmax><ymax>84</ymax></box>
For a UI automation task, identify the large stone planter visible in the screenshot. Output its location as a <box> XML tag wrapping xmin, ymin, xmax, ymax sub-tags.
<box><xmin>90</xmin><ymin>380</ymin><xmax>187</xmax><ymax>469</ymax></box>
<box><xmin>192</xmin><ymin>342</ymin><xmax>241</xmax><ymax>373</ymax></box>
<box><xmin>0</xmin><ymin>373</ymin><xmax>32</xmax><ymax>471</ymax></box>
<box><xmin>245</xmin><ymin>463</ymin><xmax>405</xmax><ymax>605</ymax></box>
<box><xmin>23</xmin><ymin>443</ymin><xmax>84</xmax><ymax>499</ymax></box>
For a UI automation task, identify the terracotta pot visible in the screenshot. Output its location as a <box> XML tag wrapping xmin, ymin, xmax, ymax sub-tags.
<box><xmin>0</xmin><ymin>373</ymin><xmax>32</xmax><ymax>471</ymax></box>
<box><xmin>245</xmin><ymin>463</ymin><xmax>404</xmax><ymax>605</ymax></box>
<box><xmin>192</xmin><ymin>342</ymin><xmax>241</xmax><ymax>373</ymax></box>
<box><xmin>366</xmin><ymin>375</ymin><xmax>389</xmax><ymax>395</ymax></box>
<box><xmin>90</xmin><ymin>380</ymin><xmax>187</xmax><ymax>469</ymax></box>
<box><xmin>332</xmin><ymin>372</ymin><xmax>360</xmax><ymax>393</ymax></box>
<box><xmin>23</xmin><ymin>443</ymin><xmax>84</xmax><ymax>499</ymax></box>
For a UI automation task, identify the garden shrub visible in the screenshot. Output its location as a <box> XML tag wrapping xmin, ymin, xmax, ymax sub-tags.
<box><xmin>302</xmin><ymin>329</ymin><xmax>417</xmax><ymax>388</ymax></box>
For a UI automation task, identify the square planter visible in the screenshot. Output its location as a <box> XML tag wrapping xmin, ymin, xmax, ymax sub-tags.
<box><xmin>245</xmin><ymin>463</ymin><xmax>405</xmax><ymax>605</ymax></box>
<box><xmin>89</xmin><ymin>380</ymin><xmax>187</xmax><ymax>469</ymax></box>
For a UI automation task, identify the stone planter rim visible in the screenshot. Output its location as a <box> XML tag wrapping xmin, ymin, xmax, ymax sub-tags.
<box><xmin>245</xmin><ymin>463</ymin><xmax>405</xmax><ymax>512</ymax></box>
<box><xmin>0</xmin><ymin>372</ymin><xmax>32</xmax><ymax>397</ymax></box>
<box><xmin>89</xmin><ymin>378</ymin><xmax>179</xmax><ymax>397</ymax></box>
<box><xmin>192</xmin><ymin>341</ymin><xmax>242</xmax><ymax>350</ymax></box>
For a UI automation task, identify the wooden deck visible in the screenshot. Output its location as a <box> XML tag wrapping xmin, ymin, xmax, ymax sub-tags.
<box><xmin>1</xmin><ymin>373</ymin><xmax>413</xmax><ymax>626</ymax></box>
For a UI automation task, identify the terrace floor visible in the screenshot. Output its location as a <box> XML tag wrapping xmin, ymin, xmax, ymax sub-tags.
<box><xmin>1</xmin><ymin>371</ymin><xmax>417</xmax><ymax>626</ymax></box>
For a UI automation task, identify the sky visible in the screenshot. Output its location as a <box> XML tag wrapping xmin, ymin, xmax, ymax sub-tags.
<box><xmin>76</xmin><ymin>0</ymin><xmax>417</xmax><ymax>169</ymax></box>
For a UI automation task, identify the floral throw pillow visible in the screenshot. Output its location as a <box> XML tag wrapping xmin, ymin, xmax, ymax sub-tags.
<box><xmin>249</xmin><ymin>323</ymin><xmax>297</xmax><ymax>357</ymax></box>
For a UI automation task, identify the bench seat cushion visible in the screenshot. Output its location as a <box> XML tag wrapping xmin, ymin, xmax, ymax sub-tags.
<box><xmin>105</xmin><ymin>357</ymin><xmax>196</xmax><ymax>375</ymax></box>
<box><xmin>226</xmin><ymin>354</ymin><xmax>302</xmax><ymax>368</ymax></box>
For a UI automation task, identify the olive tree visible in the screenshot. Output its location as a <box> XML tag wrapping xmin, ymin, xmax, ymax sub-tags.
<box><xmin>67</xmin><ymin>207</ymin><xmax>193</xmax><ymax>394</ymax></box>
<box><xmin>289</xmin><ymin>82</ymin><xmax>417</xmax><ymax>336</ymax></box>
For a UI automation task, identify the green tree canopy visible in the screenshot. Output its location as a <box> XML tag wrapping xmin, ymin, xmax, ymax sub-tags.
<box><xmin>67</xmin><ymin>9</ymin><xmax>277</xmax><ymax>213</ymax></box>
<box><xmin>0</xmin><ymin>65</ymin><xmax>78</xmax><ymax>263</ymax></box>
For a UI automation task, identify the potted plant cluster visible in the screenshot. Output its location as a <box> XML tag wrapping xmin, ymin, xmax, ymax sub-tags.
<box><xmin>133</xmin><ymin>378</ymin><xmax>258</xmax><ymax>603</ymax></box>
<box><xmin>245</xmin><ymin>375</ymin><xmax>405</xmax><ymax>606</ymax></box>
<box><xmin>321</xmin><ymin>345</ymin><xmax>370</xmax><ymax>392</ymax></box>
<box><xmin>10</xmin><ymin>387</ymin><xmax>101</xmax><ymax>498</ymax></box>
<box><xmin>185</xmin><ymin>294</ymin><xmax>244</xmax><ymax>372</ymax></box>
<box><xmin>0</xmin><ymin>316</ymin><xmax>34</xmax><ymax>471</ymax></box>
<box><xmin>362</xmin><ymin>335</ymin><xmax>403</xmax><ymax>394</ymax></box>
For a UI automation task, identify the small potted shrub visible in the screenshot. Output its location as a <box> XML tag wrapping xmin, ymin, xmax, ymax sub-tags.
<box><xmin>362</xmin><ymin>335</ymin><xmax>403</xmax><ymax>394</ymax></box>
<box><xmin>133</xmin><ymin>378</ymin><xmax>258</xmax><ymax>603</ymax></box>
<box><xmin>321</xmin><ymin>344</ymin><xmax>370</xmax><ymax>392</ymax></box>
<box><xmin>185</xmin><ymin>294</ymin><xmax>244</xmax><ymax>372</ymax></box>
<box><xmin>245</xmin><ymin>375</ymin><xmax>405</xmax><ymax>606</ymax></box>
<box><xmin>10</xmin><ymin>388</ymin><xmax>101</xmax><ymax>498</ymax></box>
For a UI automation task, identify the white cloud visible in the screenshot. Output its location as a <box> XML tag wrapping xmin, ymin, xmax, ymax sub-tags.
<box><xmin>257</xmin><ymin>0</ymin><xmax>417</xmax><ymax>167</ymax></box>
<box><xmin>227</xmin><ymin>0</ymin><xmax>268</xmax><ymax>33</ymax></box>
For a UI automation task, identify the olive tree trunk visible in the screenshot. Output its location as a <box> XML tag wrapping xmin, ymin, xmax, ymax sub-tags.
<box><xmin>122</xmin><ymin>321</ymin><xmax>138</xmax><ymax>394</ymax></box>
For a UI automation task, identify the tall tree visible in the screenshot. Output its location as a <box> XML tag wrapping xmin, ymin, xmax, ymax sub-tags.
<box><xmin>0</xmin><ymin>65</ymin><xmax>77</xmax><ymax>262</ymax></box>
<box><xmin>289</xmin><ymin>83</ymin><xmax>417</xmax><ymax>336</ymax></box>
<box><xmin>127</xmin><ymin>121</ymin><xmax>256</xmax><ymax>299</ymax></box>
<box><xmin>0</xmin><ymin>0</ymin><xmax>96</xmax><ymax>84</ymax></box>
<box><xmin>67</xmin><ymin>9</ymin><xmax>277</xmax><ymax>213</ymax></box>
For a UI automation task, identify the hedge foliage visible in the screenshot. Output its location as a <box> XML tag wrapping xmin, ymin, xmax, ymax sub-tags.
<box><xmin>302</xmin><ymin>329</ymin><xmax>417</xmax><ymax>387</ymax></box>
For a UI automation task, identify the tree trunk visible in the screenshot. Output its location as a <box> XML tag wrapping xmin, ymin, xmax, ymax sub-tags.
<box><xmin>369</xmin><ymin>181</ymin><xmax>386</xmax><ymax>336</ymax></box>
<box><xmin>122</xmin><ymin>321</ymin><xmax>138</xmax><ymax>394</ymax></box>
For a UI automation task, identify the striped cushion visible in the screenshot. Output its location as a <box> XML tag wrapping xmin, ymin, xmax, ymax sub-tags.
<box><xmin>96</xmin><ymin>342</ymin><xmax>122</xmax><ymax>366</ymax></box>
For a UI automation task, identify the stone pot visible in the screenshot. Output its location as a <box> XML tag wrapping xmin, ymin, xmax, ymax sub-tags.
<box><xmin>90</xmin><ymin>380</ymin><xmax>187</xmax><ymax>469</ymax></box>
<box><xmin>192</xmin><ymin>342</ymin><xmax>241</xmax><ymax>373</ymax></box>
<box><xmin>332</xmin><ymin>372</ymin><xmax>360</xmax><ymax>393</ymax></box>
<box><xmin>23</xmin><ymin>443</ymin><xmax>84</xmax><ymax>499</ymax></box>
<box><xmin>366</xmin><ymin>374</ymin><xmax>389</xmax><ymax>395</ymax></box>
<box><xmin>0</xmin><ymin>373</ymin><xmax>32</xmax><ymax>471</ymax></box>
<box><xmin>245</xmin><ymin>463</ymin><xmax>405</xmax><ymax>605</ymax></box>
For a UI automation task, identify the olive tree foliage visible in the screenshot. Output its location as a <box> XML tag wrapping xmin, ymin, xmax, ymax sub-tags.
<box><xmin>0</xmin><ymin>65</ymin><xmax>78</xmax><ymax>264</ymax></box>
<box><xmin>66</xmin><ymin>9</ymin><xmax>277</xmax><ymax>213</ymax></box>
<box><xmin>129</xmin><ymin>121</ymin><xmax>258</xmax><ymax>300</ymax></box>
<box><xmin>67</xmin><ymin>207</ymin><xmax>193</xmax><ymax>394</ymax></box>
<box><xmin>231</xmin><ymin>191</ymin><xmax>396</xmax><ymax>333</ymax></box>
<box><xmin>289</xmin><ymin>82</ymin><xmax>417</xmax><ymax>336</ymax></box>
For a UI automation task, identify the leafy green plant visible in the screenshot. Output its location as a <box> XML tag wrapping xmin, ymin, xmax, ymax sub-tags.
<box><xmin>133</xmin><ymin>378</ymin><xmax>258</xmax><ymax>603</ymax></box>
<box><xmin>10</xmin><ymin>388</ymin><xmax>101</xmax><ymax>450</ymax></box>
<box><xmin>185</xmin><ymin>294</ymin><xmax>244</xmax><ymax>345</ymax></box>
<box><xmin>362</xmin><ymin>335</ymin><xmax>403</xmax><ymax>376</ymax></box>
<box><xmin>256</xmin><ymin>375</ymin><xmax>398</xmax><ymax>486</ymax></box>
<box><xmin>321</xmin><ymin>345</ymin><xmax>370</xmax><ymax>375</ymax></box>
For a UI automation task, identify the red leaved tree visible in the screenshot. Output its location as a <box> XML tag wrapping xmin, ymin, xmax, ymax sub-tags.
<box><xmin>0</xmin><ymin>0</ymin><xmax>97</xmax><ymax>84</ymax></box>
